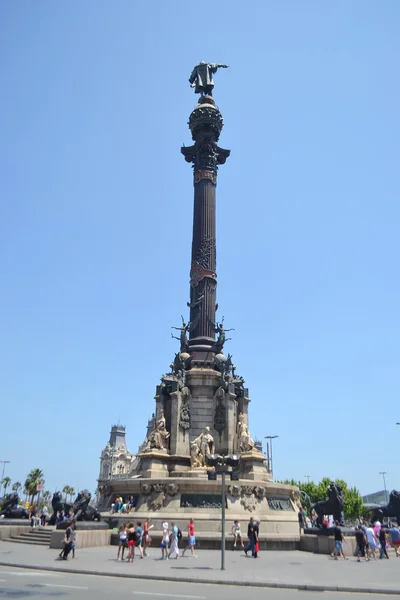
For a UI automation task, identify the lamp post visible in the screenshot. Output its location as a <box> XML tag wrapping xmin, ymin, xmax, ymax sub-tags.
<box><xmin>264</xmin><ymin>436</ymin><xmax>278</xmax><ymax>478</ymax></box>
<box><xmin>304</xmin><ymin>474</ymin><xmax>311</xmax><ymax>484</ymax></box>
<box><xmin>206</xmin><ymin>454</ymin><xmax>240</xmax><ymax>571</ymax></box>
<box><xmin>0</xmin><ymin>460</ymin><xmax>10</xmax><ymax>483</ymax></box>
<box><xmin>379</xmin><ymin>471</ymin><xmax>388</xmax><ymax>502</ymax></box>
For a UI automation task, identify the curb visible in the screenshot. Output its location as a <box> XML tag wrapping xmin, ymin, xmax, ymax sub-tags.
<box><xmin>0</xmin><ymin>561</ymin><xmax>399</xmax><ymax>595</ymax></box>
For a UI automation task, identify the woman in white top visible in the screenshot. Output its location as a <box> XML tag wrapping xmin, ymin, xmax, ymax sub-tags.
<box><xmin>232</xmin><ymin>520</ymin><xmax>244</xmax><ymax>549</ymax></box>
<box><xmin>160</xmin><ymin>522</ymin><xmax>169</xmax><ymax>560</ymax></box>
<box><xmin>117</xmin><ymin>523</ymin><xmax>127</xmax><ymax>561</ymax></box>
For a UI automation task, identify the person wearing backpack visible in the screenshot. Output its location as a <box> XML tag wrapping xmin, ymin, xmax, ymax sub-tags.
<box><xmin>168</xmin><ymin>521</ymin><xmax>180</xmax><ymax>559</ymax></box>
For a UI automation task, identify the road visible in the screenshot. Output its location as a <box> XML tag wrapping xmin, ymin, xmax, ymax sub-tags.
<box><xmin>0</xmin><ymin>566</ymin><xmax>394</xmax><ymax>599</ymax></box>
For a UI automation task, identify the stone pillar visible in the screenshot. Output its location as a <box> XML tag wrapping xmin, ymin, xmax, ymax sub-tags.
<box><xmin>181</xmin><ymin>96</ymin><xmax>230</xmax><ymax>359</ymax></box>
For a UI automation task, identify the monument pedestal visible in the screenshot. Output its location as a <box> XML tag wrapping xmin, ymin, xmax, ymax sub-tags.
<box><xmin>136</xmin><ymin>451</ymin><xmax>169</xmax><ymax>478</ymax></box>
<box><xmin>240</xmin><ymin>450</ymin><xmax>272</xmax><ymax>482</ymax></box>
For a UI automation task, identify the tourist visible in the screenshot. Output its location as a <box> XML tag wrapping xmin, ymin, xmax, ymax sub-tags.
<box><xmin>355</xmin><ymin>525</ymin><xmax>369</xmax><ymax>562</ymax></box>
<box><xmin>127</xmin><ymin>496</ymin><xmax>136</xmax><ymax>513</ymax></box>
<box><xmin>388</xmin><ymin>525</ymin><xmax>400</xmax><ymax>556</ymax></box>
<box><xmin>136</xmin><ymin>521</ymin><xmax>144</xmax><ymax>558</ymax></box>
<box><xmin>365</xmin><ymin>523</ymin><xmax>379</xmax><ymax>559</ymax></box>
<box><xmin>182</xmin><ymin>518</ymin><xmax>196</xmax><ymax>557</ymax></box>
<box><xmin>143</xmin><ymin>518</ymin><xmax>153</xmax><ymax>556</ymax></box>
<box><xmin>160</xmin><ymin>522</ymin><xmax>169</xmax><ymax>560</ymax></box>
<box><xmin>117</xmin><ymin>523</ymin><xmax>127</xmax><ymax>561</ymax></box>
<box><xmin>379</xmin><ymin>526</ymin><xmax>389</xmax><ymax>559</ymax></box>
<box><xmin>40</xmin><ymin>505</ymin><xmax>48</xmax><ymax>527</ymax></box>
<box><xmin>168</xmin><ymin>521</ymin><xmax>180</xmax><ymax>559</ymax></box>
<box><xmin>373</xmin><ymin>520</ymin><xmax>382</xmax><ymax>539</ymax></box>
<box><xmin>69</xmin><ymin>520</ymin><xmax>77</xmax><ymax>559</ymax></box>
<box><xmin>298</xmin><ymin>508</ymin><xmax>307</xmax><ymax>534</ymax></box>
<box><xmin>61</xmin><ymin>519</ymin><xmax>76</xmax><ymax>560</ymax></box>
<box><xmin>29</xmin><ymin>507</ymin><xmax>38</xmax><ymax>529</ymax></box>
<box><xmin>232</xmin><ymin>520</ymin><xmax>244</xmax><ymax>549</ymax></box>
<box><xmin>244</xmin><ymin>516</ymin><xmax>256</xmax><ymax>557</ymax></box>
<box><xmin>253</xmin><ymin>520</ymin><xmax>260</xmax><ymax>558</ymax></box>
<box><xmin>333</xmin><ymin>520</ymin><xmax>348</xmax><ymax>560</ymax></box>
<box><xmin>126</xmin><ymin>522</ymin><xmax>136</xmax><ymax>562</ymax></box>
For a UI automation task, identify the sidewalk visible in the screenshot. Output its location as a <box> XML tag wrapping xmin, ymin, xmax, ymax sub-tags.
<box><xmin>0</xmin><ymin>540</ymin><xmax>399</xmax><ymax>595</ymax></box>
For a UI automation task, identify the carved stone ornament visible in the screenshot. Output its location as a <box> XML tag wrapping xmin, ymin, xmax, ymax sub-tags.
<box><xmin>179</xmin><ymin>386</ymin><xmax>191</xmax><ymax>432</ymax></box>
<box><xmin>291</xmin><ymin>489</ymin><xmax>300</xmax><ymax>504</ymax></box>
<box><xmin>228</xmin><ymin>485</ymin><xmax>240</xmax><ymax>497</ymax></box>
<box><xmin>255</xmin><ymin>487</ymin><xmax>265</xmax><ymax>500</ymax></box>
<box><xmin>140</xmin><ymin>483</ymin><xmax>152</xmax><ymax>495</ymax></box>
<box><xmin>190</xmin><ymin>427</ymin><xmax>215</xmax><ymax>468</ymax></box>
<box><xmin>166</xmin><ymin>483</ymin><xmax>180</xmax><ymax>496</ymax></box>
<box><xmin>267</xmin><ymin>497</ymin><xmax>295</xmax><ymax>511</ymax></box>
<box><xmin>194</xmin><ymin>169</ymin><xmax>217</xmax><ymax>185</ymax></box>
<box><xmin>241</xmin><ymin>485</ymin><xmax>255</xmax><ymax>496</ymax></box>
<box><xmin>150</xmin><ymin>491</ymin><xmax>165</xmax><ymax>511</ymax></box>
<box><xmin>240</xmin><ymin>493</ymin><xmax>257</xmax><ymax>513</ymax></box>
<box><xmin>214</xmin><ymin>387</ymin><xmax>226</xmax><ymax>436</ymax></box>
<box><xmin>152</xmin><ymin>483</ymin><xmax>165</xmax><ymax>493</ymax></box>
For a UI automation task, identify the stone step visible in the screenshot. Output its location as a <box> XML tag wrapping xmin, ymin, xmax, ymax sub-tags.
<box><xmin>19</xmin><ymin>534</ymin><xmax>52</xmax><ymax>542</ymax></box>
<box><xmin>8</xmin><ymin>537</ymin><xmax>49</xmax><ymax>546</ymax></box>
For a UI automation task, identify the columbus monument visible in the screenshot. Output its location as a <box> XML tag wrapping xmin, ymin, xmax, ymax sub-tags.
<box><xmin>98</xmin><ymin>63</ymin><xmax>299</xmax><ymax>547</ymax></box>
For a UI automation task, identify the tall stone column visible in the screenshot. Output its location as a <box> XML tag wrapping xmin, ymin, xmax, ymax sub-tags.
<box><xmin>181</xmin><ymin>96</ymin><xmax>230</xmax><ymax>361</ymax></box>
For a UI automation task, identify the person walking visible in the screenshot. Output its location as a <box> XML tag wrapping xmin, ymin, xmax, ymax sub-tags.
<box><xmin>253</xmin><ymin>520</ymin><xmax>260</xmax><ymax>558</ymax></box>
<box><xmin>168</xmin><ymin>521</ymin><xmax>180</xmax><ymax>559</ymax></box>
<box><xmin>143</xmin><ymin>518</ymin><xmax>153</xmax><ymax>556</ymax></box>
<box><xmin>333</xmin><ymin>521</ymin><xmax>348</xmax><ymax>560</ymax></box>
<box><xmin>126</xmin><ymin>522</ymin><xmax>136</xmax><ymax>562</ymax></box>
<box><xmin>379</xmin><ymin>526</ymin><xmax>389</xmax><ymax>559</ymax></box>
<box><xmin>135</xmin><ymin>521</ymin><xmax>144</xmax><ymax>558</ymax></box>
<box><xmin>182</xmin><ymin>518</ymin><xmax>196</xmax><ymax>557</ymax></box>
<box><xmin>298</xmin><ymin>508</ymin><xmax>307</xmax><ymax>534</ymax></box>
<box><xmin>61</xmin><ymin>520</ymin><xmax>76</xmax><ymax>560</ymax></box>
<box><xmin>388</xmin><ymin>525</ymin><xmax>400</xmax><ymax>557</ymax></box>
<box><xmin>355</xmin><ymin>525</ymin><xmax>369</xmax><ymax>562</ymax></box>
<box><xmin>40</xmin><ymin>505</ymin><xmax>48</xmax><ymax>527</ymax></box>
<box><xmin>244</xmin><ymin>517</ymin><xmax>256</xmax><ymax>557</ymax></box>
<box><xmin>160</xmin><ymin>522</ymin><xmax>169</xmax><ymax>560</ymax></box>
<box><xmin>232</xmin><ymin>520</ymin><xmax>244</xmax><ymax>550</ymax></box>
<box><xmin>117</xmin><ymin>523</ymin><xmax>127</xmax><ymax>561</ymax></box>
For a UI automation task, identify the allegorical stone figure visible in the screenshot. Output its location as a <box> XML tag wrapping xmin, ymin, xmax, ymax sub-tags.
<box><xmin>189</xmin><ymin>62</ymin><xmax>228</xmax><ymax>96</ymax></box>
<box><xmin>145</xmin><ymin>408</ymin><xmax>170</xmax><ymax>451</ymax></box>
<box><xmin>190</xmin><ymin>426</ymin><xmax>215</xmax><ymax>467</ymax></box>
<box><xmin>237</xmin><ymin>413</ymin><xmax>255</xmax><ymax>452</ymax></box>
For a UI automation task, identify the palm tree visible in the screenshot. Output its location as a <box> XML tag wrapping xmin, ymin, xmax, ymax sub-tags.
<box><xmin>24</xmin><ymin>469</ymin><xmax>44</xmax><ymax>504</ymax></box>
<box><xmin>12</xmin><ymin>482</ymin><xmax>22</xmax><ymax>494</ymax></box>
<box><xmin>42</xmin><ymin>490</ymin><xmax>51</xmax><ymax>504</ymax></box>
<box><xmin>62</xmin><ymin>485</ymin><xmax>71</xmax><ymax>502</ymax></box>
<box><xmin>69</xmin><ymin>487</ymin><xmax>75</xmax><ymax>503</ymax></box>
<box><xmin>1</xmin><ymin>477</ymin><xmax>11</xmax><ymax>496</ymax></box>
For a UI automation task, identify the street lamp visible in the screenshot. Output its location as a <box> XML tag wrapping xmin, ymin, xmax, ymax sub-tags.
<box><xmin>264</xmin><ymin>435</ymin><xmax>278</xmax><ymax>478</ymax></box>
<box><xmin>379</xmin><ymin>471</ymin><xmax>388</xmax><ymax>502</ymax></box>
<box><xmin>205</xmin><ymin>454</ymin><xmax>240</xmax><ymax>571</ymax></box>
<box><xmin>0</xmin><ymin>460</ymin><xmax>10</xmax><ymax>483</ymax></box>
<box><xmin>304</xmin><ymin>474</ymin><xmax>311</xmax><ymax>484</ymax></box>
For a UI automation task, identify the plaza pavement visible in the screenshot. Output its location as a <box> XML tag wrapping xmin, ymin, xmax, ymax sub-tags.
<box><xmin>0</xmin><ymin>540</ymin><xmax>399</xmax><ymax>595</ymax></box>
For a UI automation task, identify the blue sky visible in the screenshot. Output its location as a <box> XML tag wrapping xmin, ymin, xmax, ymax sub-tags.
<box><xmin>1</xmin><ymin>1</ymin><xmax>399</xmax><ymax>498</ymax></box>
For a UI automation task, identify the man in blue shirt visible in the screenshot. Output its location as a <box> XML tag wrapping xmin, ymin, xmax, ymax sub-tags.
<box><xmin>389</xmin><ymin>526</ymin><xmax>400</xmax><ymax>557</ymax></box>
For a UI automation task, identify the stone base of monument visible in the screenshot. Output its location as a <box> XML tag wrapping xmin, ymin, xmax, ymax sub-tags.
<box><xmin>56</xmin><ymin>520</ymin><xmax>109</xmax><ymax>531</ymax></box>
<box><xmin>0</xmin><ymin>524</ymin><xmax>32</xmax><ymax>541</ymax></box>
<box><xmin>50</xmin><ymin>528</ymin><xmax>111</xmax><ymax>549</ymax></box>
<box><xmin>0</xmin><ymin>518</ymin><xmax>30</xmax><ymax>526</ymax></box>
<box><xmin>239</xmin><ymin>450</ymin><xmax>273</xmax><ymax>482</ymax></box>
<box><xmin>100</xmin><ymin>478</ymin><xmax>300</xmax><ymax>549</ymax></box>
<box><xmin>301</xmin><ymin>528</ymin><xmax>357</xmax><ymax>555</ymax></box>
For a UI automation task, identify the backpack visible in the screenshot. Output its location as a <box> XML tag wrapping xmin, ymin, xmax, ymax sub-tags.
<box><xmin>177</xmin><ymin>528</ymin><xmax>182</xmax><ymax>541</ymax></box>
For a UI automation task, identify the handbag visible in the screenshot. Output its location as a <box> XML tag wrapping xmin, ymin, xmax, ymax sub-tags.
<box><xmin>255</xmin><ymin>541</ymin><xmax>259</xmax><ymax>553</ymax></box>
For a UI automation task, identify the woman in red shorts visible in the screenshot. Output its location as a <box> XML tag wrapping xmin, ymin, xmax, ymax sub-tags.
<box><xmin>126</xmin><ymin>522</ymin><xmax>136</xmax><ymax>562</ymax></box>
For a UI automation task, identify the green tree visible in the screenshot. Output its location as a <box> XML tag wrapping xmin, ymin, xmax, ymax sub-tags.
<box><xmin>69</xmin><ymin>488</ymin><xmax>75</xmax><ymax>502</ymax></box>
<box><xmin>63</xmin><ymin>485</ymin><xmax>73</xmax><ymax>502</ymax></box>
<box><xmin>12</xmin><ymin>481</ymin><xmax>22</xmax><ymax>494</ymax></box>
<box><xmin>24</xmin><ymin>469</ymin><xmax>45</xmax><ymax>503</ymax></box>
<box><xmin>1</xmin><ymin>477</ymin><xmax>11</xmax><ymax>495</ymax></box>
